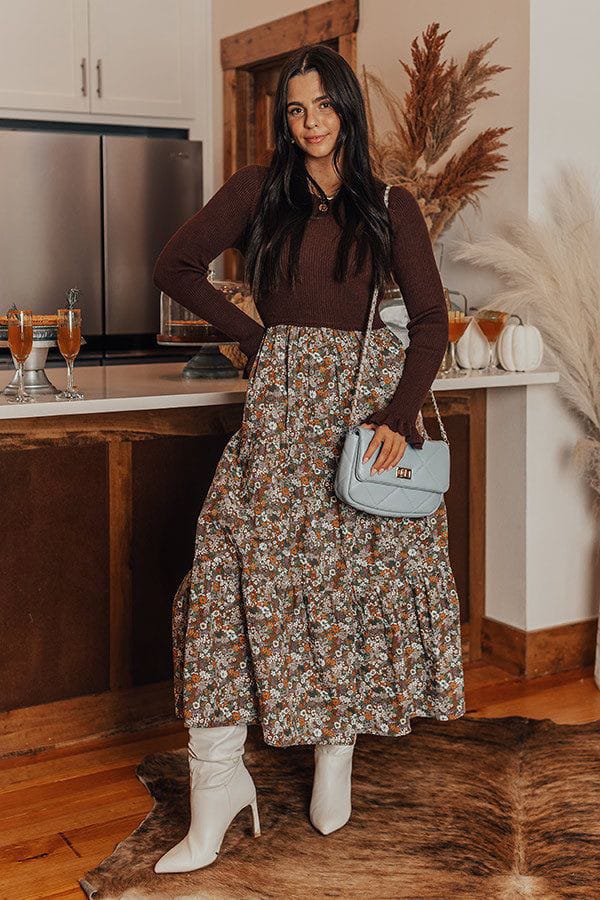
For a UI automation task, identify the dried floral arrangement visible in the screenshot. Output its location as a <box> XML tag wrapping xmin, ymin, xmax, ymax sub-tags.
<box><xmin>452</xmin><ymin>164</ymin><xmax>600</xmax><ymax>504</ymax></box>
<box><xmin>360</xmin><ymin>22</ymin><xmax>512</xmax><ymax>242</ymax></box>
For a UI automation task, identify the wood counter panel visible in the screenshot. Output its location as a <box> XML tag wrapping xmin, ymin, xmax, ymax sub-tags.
<box><xmin>0</xmin><ymin>405</ymin><xmax>243</xmax><ymax>719</ymax></box>
<box><xmin>0</xmin><ymin>444</ymin><xmax>110</xmax><ymax>710</ymax></box>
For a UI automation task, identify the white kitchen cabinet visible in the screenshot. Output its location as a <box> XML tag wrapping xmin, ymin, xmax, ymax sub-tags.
<box><xmin>88</xmin><ymin>0</ymin><xmax>195</xmax><ymax>118</ymax></box>
<box><xmin>0</xmin><ymin>0</ymin><xmax>89</xmax><ymax>113</ymax></box>
<box><xmin>0</xmin><ymin>0</ymin><xmax>195</xmax><ymax>118</ymax></box>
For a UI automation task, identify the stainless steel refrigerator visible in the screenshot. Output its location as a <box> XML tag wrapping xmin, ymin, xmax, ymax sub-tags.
<box><xmin>0</xmin><ymin>129</ymin><xmax>203</xmax><ymax>365</ymax></box>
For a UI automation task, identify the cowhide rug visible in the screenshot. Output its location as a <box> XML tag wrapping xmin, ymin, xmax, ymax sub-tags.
<box><xmin>80</xmin><ymin>715</ymin><xmax>600</xmax><ymax>899</ymax></box>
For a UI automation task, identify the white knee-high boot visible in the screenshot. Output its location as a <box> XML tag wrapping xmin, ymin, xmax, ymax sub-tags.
<box><xmin>154</xmin><ymin>722</ymin><xmax>260</xmax><ymax>874</ymax></box>
<box><xmin>309</xmin><ymin>735</ymin><xmax>357</xmax><ymax>835</ymax></box>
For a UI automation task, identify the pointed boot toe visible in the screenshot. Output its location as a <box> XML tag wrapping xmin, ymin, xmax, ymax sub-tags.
<box><xmin>154</xmin><ymin>835</ymin><xmax>218</xmax><ymax>874</ymax></box>
<box><xmin>309</xmin><ymin>805</ymin><xmax>350</xmax><ymax>835</ymax></box>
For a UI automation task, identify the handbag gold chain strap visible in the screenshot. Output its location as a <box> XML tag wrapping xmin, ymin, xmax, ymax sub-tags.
<box><xmin>348</xmin><ymin>183</ymin><xmax>449</xmax><ymax>444</ymax></box>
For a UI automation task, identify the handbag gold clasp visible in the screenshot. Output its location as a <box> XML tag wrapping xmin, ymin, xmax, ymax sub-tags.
<box><xmin>396</xmin><ymin>466</ymin><xmax>412</xmax><ymax>479</ymax></box>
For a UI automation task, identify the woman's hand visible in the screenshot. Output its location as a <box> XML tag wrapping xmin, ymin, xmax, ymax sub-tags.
<box><xmin>359</xmin><ymin>423</ymin><xmax>408</xmax><ymax>475</ymax></box>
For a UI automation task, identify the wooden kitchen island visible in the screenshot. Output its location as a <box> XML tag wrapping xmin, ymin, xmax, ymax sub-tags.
<box><xmin>0</xmin><ymin>361</ymin><xmax>559</xmax><ymax>755</ymax></box>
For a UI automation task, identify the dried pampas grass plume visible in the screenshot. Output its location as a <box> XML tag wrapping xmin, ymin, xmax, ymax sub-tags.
<box><xmin>451</xmin><ymin>163</ymin><xmax>600</xmax><ymax>501</ymax></box>
<box><xmin>361</xmin><ymin>22</ymin><xmax>511</xmax><ymax>242</ymax></box>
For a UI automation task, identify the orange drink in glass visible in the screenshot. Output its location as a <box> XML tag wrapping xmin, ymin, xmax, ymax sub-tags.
<box><xmin>441</xmin><ymin>311</ymin><xmax>471</xmax><ymax>376</ymax></box>
<box><xmin>475</xmin><ymin>310</ymin><xmax>509</xmax><ymax>372</ymax></box>
<box><xmin>6</xmin><ymin>309</ymin><xmax>34</xmax><ymax>403</ymax></box>
<box><xmin>55</xmin><ymin>308</ymin><xmax>85</xmax><ymax>400</ymax></box>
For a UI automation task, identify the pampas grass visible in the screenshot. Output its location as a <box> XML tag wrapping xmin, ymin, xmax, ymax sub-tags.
<box><xmin>360</xmin><ymin>22</ymin><xmax>511</xmax><ymax>241</ymax></box>
<box><xmin>451</xmin><ymin>163</ymin><xmax>600</xmax><ymax>501</ymax></box>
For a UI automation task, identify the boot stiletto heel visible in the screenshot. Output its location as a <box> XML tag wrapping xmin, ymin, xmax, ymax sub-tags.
<box><xmin>250</xmin><ymin>794</ymin><xmax>261</xmax><ymax>836</ymax></box>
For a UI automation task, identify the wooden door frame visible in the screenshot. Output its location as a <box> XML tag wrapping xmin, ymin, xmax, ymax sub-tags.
<box><xmin>220</xmin><ymin>0</ymin><xmax>358</xmax><ymax>219</ymax></box>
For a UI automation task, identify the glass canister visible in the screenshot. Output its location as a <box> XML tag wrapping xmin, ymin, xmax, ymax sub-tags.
<box><xmin>157</xmin><ymin>268</ymin><xmax>255</xmax><ymax>345</ymax></box>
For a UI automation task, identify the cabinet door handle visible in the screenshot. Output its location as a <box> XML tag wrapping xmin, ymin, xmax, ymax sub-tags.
<box><xmin>80</xmin><ymin>58</ymin><xmax>87</xmax><ymax>96</ymax></box>
<box><xmin>96</xmin><ymin>58</ymin><xmax>102</xmax><ymax>98</ymax></box>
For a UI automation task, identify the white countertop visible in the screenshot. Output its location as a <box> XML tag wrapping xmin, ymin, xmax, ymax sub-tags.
<box><xmin>0</xmin><ymin>361</ymin><xmax>560</xmax><ymax>421</ymax></box>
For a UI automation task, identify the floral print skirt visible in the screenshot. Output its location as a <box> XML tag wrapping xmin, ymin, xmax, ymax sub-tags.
<box><xmin>172</xmin><ymin>324</ymin><xmax>466</xmax><ymax>746</ymax></box>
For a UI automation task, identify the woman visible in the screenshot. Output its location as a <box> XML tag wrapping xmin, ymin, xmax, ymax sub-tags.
<box><xmin>152</xmin><ymin>43</ymin><xmax>466</xmax><ymax>874</ymax></box>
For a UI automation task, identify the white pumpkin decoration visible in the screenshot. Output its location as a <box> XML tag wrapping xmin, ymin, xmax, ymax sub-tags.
<box><xmin>455</xmin><ymin>317</ymin><xmax>491</xmax><ymax>369</ymax></box>
<box><xmin>496</xmin><ymin>314</ymin><xmax>544</xmax><ymax>371</ymax></box>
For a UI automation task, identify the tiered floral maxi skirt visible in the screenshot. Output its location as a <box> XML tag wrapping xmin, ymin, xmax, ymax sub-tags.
<box><xmin>172</xmin><ymin>324</ymin><xmax>466</xmax><ymax>747</ymax></box>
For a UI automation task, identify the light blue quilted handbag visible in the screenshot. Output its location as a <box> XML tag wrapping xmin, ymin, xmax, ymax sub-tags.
<box><xmin>334</xmin><ymin>183</ymin><xmax>450</xmax><ymax>518</ymax></box>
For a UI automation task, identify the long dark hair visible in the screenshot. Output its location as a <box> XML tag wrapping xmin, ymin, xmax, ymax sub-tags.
<box><xmin>243</xmin><ymin>43</ymin><xmax>392</xmax><ymax>303</ymax></box>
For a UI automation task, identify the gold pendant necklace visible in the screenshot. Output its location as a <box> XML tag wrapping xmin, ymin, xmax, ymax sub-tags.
<box><xmin>317</xmin><ymin>192</ymin><xmax>338</xmax><ymax>212</ymax></box>
<box><xmin>306</xmin><ymin>170</ymin><xmax>340</xmax><ymax>212</ymax></box>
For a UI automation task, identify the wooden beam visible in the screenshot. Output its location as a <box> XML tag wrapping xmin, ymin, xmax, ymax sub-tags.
<box><xmin>222</xmin><ymin>68</ymin><xmax>236</xmax><ymax>184</ymax></box>
<box><xmin>0</xmin><ymin>404</ymin><xmax>244</xmax><ymax>451</ymax></box>
<box><xmin>108</xmin><ymin>442</ymin><xmax>133</xmax><ymax>690</ymax></box>
<box><xmin>221</xmin><ymin>0</ymin><xmax>359</xmax><ymax>70</ymax></box>
<box><xmin>236</xmin><ymin>68</ymin><xmax>255</xmax><ymax>166</ymax></box>
<box><xmin>337</xmin><ymin>30</ymin><xmax>357</xmax><ymax>70</ymax></box>
<box><xmin>223</xmin><ymin>68</ymin><xmax>254</xmax><ymax>283</ymax></box>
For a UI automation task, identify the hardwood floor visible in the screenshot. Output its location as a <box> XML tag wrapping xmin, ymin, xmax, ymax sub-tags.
<box><xmin>1</xmin><ymin>662</ymin><xmax>598</xmax><ymax>900</ymax></box>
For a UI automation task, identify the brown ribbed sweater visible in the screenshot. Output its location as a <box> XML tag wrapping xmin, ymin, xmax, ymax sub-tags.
<box><xmin>153</xmin><ymin>164</ymin><xmax>448</xmax><ymax>448</ymax></box>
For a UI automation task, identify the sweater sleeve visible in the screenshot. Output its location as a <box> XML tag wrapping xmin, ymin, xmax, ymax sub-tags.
<box><xmin>362</xmin><ymin>186</ymin><xmax>448</xmax><ymax>448</ymax></box>
<box><xmin>152</xmin><ymin>164</ymin><xmax>267</xmax><ymax>362</ymax></box>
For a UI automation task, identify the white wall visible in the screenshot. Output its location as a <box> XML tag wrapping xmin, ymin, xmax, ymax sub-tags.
<box><xmin>485</xmin><ymin>386</ymin><xmax>528</xmax><ymax>629</ymax></box>
<box><xmin>192</xmin><ymin>0</ymin><xmax>214</xmax><ymax>205</ymax></box>
<box><xmin>525</xmin><ymin>0</ymin><xmax>600</xmax><ymax>628</ymax></box>
<box><xmin>526</xmin><ymin>385</ymin><xmax>598</xmax><ymax>628</ymax></box>
<box><xmin>529</xmin><ymin>0</ymin><xmax>600</xmax><ymax>213</ymax></box>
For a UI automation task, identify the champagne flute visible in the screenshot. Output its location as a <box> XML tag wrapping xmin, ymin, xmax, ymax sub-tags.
<box><xmin>442</xmin><ymin>311</ymin><xmax>472</xmax><ymax>377</ymax></box>
<box><xmin>475</xmin><ymin>310</ymin><xmax>509</xmax><ymax>373</ymax></box>
<box><xmin>6</xmin><ymin>309</ymin><xmax>34</xmax><ymax>403</ymax></box>
<box><xmin>55</xmin><ymin>308</ymin><xmax>85</xmax><ymax>400</ymax></box>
